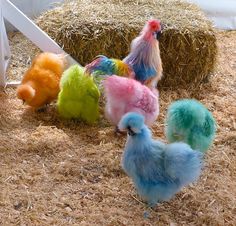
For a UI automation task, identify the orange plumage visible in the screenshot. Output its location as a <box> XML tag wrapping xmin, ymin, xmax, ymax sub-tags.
<box><xmin>17</xmin><ymin>52</ymin><xmax>67</xmax><ymax>109</ymax></box>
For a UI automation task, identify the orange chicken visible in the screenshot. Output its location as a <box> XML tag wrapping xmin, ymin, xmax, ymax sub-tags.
<box><xmin>17</xmin><ymin>52</ymin><xmax>67</xmax><ymax>109</ymax></box>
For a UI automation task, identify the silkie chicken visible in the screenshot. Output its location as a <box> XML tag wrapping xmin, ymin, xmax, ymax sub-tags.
<box><xmin>119</xmin><ymin>112</ymin><xmax>203</xmax><ymax>206</ymax></box>
<box><xmin>103</xmin><ymin>75</ymin><xmax>159</xmax><ymax>130</ymax></box>
<box><xmin>85</xmin><ymin>55</ymin><xmax>135</xmax><ymax>88</ymax></box>
<box><xmin>57</xmin><ymin>64</ymin><xmax>100</xmax><ymax>124</ymax></box>
<box><xmin>165</xmin><ymin>99</ymin><xmax>216</xmax><ymax>153</ymax></box>
<box><xmin>16</xmin><ymin>52</ymin><xmax>67</xmax><ymax>109</ymax></box>
<box><xmin>123</xmin><ymin>19</ymin><xmax>163</xmax><ymax>88</ymax></box>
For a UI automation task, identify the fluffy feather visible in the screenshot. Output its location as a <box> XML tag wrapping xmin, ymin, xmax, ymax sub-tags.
<box><xmin>103</xmin><ymin>75</ymin><xmax>159</xmax><ymax>127</ymax></box>
<box><xmin>85</xmin><ymin>55</ymin><xmax>135</xmax><ymax>87</ymax></box>
<box><xmin>123</xmin><ymin>19</ymin><xmax>163</xmax><ymax>88</ymax></box>
<box><xmin>119</xmin><ymin>112</ymin><xmax>203</xmax><ymax>206</ymax></box>
<box><xmin>57</xmin><ymin>65</ymin><xmax>100</xmax><ymax>124</ymax></box>
<box><xmin>16</xmin><ymin>52</ymin><xmax>67</xmax><ymax>108</ymax></box>
<box><xmin>165</xmin><ymin>99</ymin><xmax>216</xmax><ymax>153</ymax></box>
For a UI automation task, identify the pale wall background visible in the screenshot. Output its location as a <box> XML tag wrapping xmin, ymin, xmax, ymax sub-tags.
<box><xmin>5</xmin><ymin>0</ymin><xmax>236</xmax><ymax>31</ymax></box>
<box><xmin>5</xmin><ymin>0</ymin><xmax>64</xmax><ymax>31</ymax></box>
<box><xmin>187</xmin><ymin>0</ymin><xmax>236</xmax><ymax>30</ymax></box>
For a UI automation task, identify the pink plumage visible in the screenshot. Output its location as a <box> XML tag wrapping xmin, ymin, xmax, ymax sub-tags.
<box><xmin>103</xmin><ymin>75</ymin><xmax>159</xmax><ymax>127</ymax></box>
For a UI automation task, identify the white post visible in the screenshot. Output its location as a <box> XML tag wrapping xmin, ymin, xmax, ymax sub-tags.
<box><xmin>0</xmin><ymin>0</ymin><xmax>10</xmax><ymax>87</ymax></box>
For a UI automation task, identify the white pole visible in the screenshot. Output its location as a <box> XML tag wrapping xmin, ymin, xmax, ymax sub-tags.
<box><xmin>0</xmin><ymin>0</ymin><xmax>10</xmax><ymax>87</ymax></box>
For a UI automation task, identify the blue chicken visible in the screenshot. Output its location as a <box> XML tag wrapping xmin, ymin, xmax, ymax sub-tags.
<box><xmin>119</xmin><ymin>112</ymin><xmax>203</xmax><ymax>206</ymax></box>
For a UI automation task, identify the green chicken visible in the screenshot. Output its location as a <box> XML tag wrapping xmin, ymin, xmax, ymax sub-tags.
<box><xmin>165</xmin><ymin>99</ymin><xmax>216</xmax><ymax>153</ymax></box>
<box><xmin>57</xmin><ymin>65</ymin><xmax>100</xmax><ymax>124</ymax></box>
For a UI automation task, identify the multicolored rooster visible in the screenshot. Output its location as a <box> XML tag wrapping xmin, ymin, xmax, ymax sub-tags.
<box><xmin>124</xmin><ymin>19</ymin><xmax>163</xmax><ymax>88</ymax></box>
<box><xmin>85</xmin><ymin>19</ymin><xmax>163</xmax><ymax>88</ymax></box>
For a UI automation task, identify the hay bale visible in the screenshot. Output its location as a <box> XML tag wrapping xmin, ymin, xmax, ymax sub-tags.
<box><xmin>37</xmin><ymin>0</ymin><xmax>217</xmax><ymax>88</ymax></box>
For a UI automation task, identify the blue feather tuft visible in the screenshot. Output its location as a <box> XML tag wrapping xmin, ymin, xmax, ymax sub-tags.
<box><xmin>118</xmin><ymin>112</ymin><xmax>145</xmax><ymax>134</ymax></box>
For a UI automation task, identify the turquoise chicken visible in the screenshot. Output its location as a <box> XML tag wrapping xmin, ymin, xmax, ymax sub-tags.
<box><xmin>165</xmin><ymin>99</ymin><xmax>216</xmax><ymax>153</ymax></box>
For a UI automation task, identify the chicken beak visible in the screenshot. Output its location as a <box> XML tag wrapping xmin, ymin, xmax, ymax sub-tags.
<box><xmin>155</xmin><ymin>30</ymin><xmax>162</xmax><ymax>40</ymax></box>
<box><xmin>127</xmin><ymin>126</ymin><xmax>135</xmax><ymax>136</ymax></box>
<box><xmin>22</xmin><ymin>100</ymin><xmax>25</xmax><ymax>105</ymax></box>
<box><xmin>155</xmin><ymin>23</ymin><xmax>163</xmax><ymax>40</ymax></box>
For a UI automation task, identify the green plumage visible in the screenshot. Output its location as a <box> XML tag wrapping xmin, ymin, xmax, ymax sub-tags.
<box><xmin>57</xmin><ymin>65</ymin><xmax>100</xmax><ymax>124</ymax></box>
<box><xmin>165</xmin><ymin>99</ymin><xmax>216</xmax><ymax>153</ymax></box>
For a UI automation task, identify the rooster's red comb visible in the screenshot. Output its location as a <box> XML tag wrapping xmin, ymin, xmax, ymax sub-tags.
<box><xmin>147</xmin><ymin>19</ymin><xmax>161</xmax><ymax>31</ymax></box>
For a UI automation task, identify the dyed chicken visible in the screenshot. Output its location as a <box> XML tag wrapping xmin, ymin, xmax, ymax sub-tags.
<box><xmin>119</xmin><ymin>112</ymin><xmax>203</xmax><ymax>206</ymax></box>
<box><xmin>57</xmin><ymin>64</ymin><xmax>100</xmax><ymax>124</ymax></box>
<box><xmin>16</xmin><ymin>52</ymin><xmax>67</xmax><ymax>109</ymax></box>
<box><xmin>103</xmin><ymin>75</ymin><xmax>159</xmax><ymax>128</ymax></box>
<box><xmin>124</xmin><ymin>19</ymin><xmax>163</xmax><ymax>88</ymax></box>
<box><xmin>165</xmin><ymin>99</ymin><xmax>216</xmax><ymax>153</ymax></box>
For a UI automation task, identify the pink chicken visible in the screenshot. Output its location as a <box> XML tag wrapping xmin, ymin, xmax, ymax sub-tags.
<box><xmin>103</xmin><ymin>75</ymin><xmax>159</xmax><ymax>131</ymax></box>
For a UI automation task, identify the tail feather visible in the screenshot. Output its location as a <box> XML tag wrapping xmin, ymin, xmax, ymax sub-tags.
<box><xmin>112</xmin><ymin>59</ymin><xmax>135</xmax><ymax>78</ymax></box>
<box><xmin>16</xmin><ymin>83</ymin><xmax>36</xmax><ymax>103</ymax></box>
<box><xmin>85</xmin><ymin>55</ymin><xmax>114</xmax><ymax>75</ymax></box>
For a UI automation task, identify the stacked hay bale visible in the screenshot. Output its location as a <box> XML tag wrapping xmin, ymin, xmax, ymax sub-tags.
<box><xmin>37</xmin><ymin>0</ymin><xmax>217</xmax><ymax>88</ymax></box>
